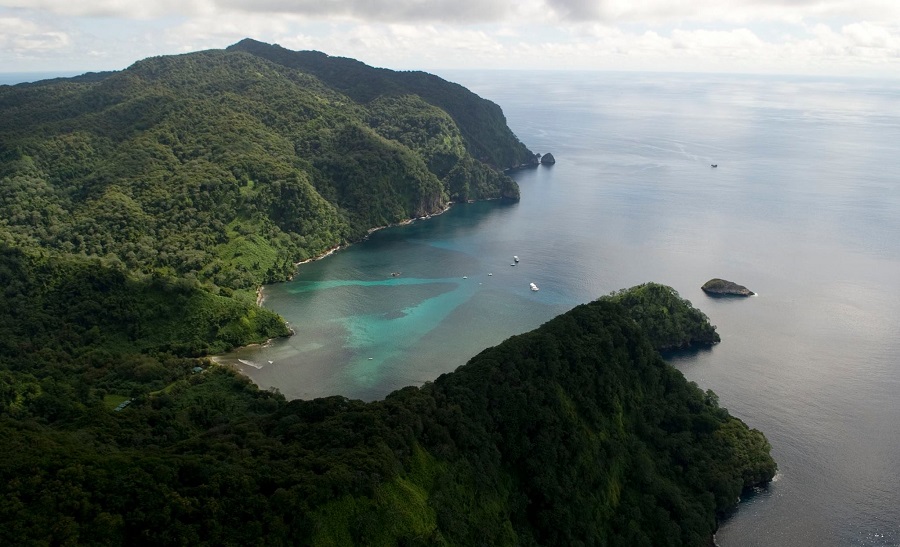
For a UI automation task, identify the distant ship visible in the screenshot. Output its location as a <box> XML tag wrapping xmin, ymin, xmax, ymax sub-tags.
<box><xmin>530</xmin><ymin>282</ymin><xmax>539</xmax><ymax>291</ymax></box>
<box><xmin>514</xmin><ymin>255</ymin><xmax>519</xmax><ymax>263</ymax></box>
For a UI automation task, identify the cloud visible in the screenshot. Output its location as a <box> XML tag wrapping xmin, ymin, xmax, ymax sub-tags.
<box><xmin>220</xmin><ymin>0</ymin><xmax>519</xmax><ymax>23</ymax></box>
<box><xmin>4</xmin><ymin>0</ymin><xmax>900</xmax><ymax>26</ymax></box>
<box><xmin>0</xmin><ymin>0</ymin><xmax>212</xmax><ymax>18</ymax></box>
<box><xmin>0</xmin><ymin>0</ymin><xmax>520</xmax><ymax>22</ymax></box>
<box><xmin>544</xmin><ymin>0</ymin><xmax>604</xmax><ymax>20</ymax></box>
<box><xmin>496</xmin><ymin>20</ymin><xmax>900</xmax><ymax>74</ymax></box>
<box><xmin>1</xmin><ymin>0</ymin><xmax>898</xmax><ymax>75</ymax></box>
<box><xmin>841</xmin><ymin>21</ymin><xmax>899</xmax><ymax>50</ymax></box>
<box><xmin>542</xmin><ymin>0</ymin><xmax>900</xmax><ymax>25</ymax></box>
<box><xmin>670</xmin><ymin>28</ymin><xmax>766</xmax><ymax>53</ymax></box>
<box><xmin>163</xmin><ymin>15</ymin><xmax>516</xmax><ymax>68</ymax></box>
<box><xmin>0</xmin><ymin>16</ymin><xmax>70</xmax><ymax>56</ymax></box>
<box><xmin>796</xmin><ymin>22</ymin><xmax>900</xmax><ymax>65</ymax></box>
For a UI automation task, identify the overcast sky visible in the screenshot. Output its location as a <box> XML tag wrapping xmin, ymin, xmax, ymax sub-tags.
<box><xmin>1</xmin><ymin>0</ymin><xmax>899</xmax><ymax>77</ymax></box>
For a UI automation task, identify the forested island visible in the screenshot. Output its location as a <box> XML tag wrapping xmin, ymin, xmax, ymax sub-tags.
<box><xmin>0</xmin><ymin>41</ymin><xmax>774</xmax><ymax>545</ymax></box>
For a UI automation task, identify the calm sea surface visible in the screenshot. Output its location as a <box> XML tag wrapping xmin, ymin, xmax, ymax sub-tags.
<box><xmin>0</xmin><ymin>72</ymin><xmax>84</xmax><ymax>85</ymax></box>
<box><xmin>222</xmin><ymin>71</ymin><xmax>900</xmax><ymax>546</ymax></box>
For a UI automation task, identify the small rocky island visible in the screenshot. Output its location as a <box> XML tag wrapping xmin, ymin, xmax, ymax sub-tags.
<box><xmin>702</xmin><ymin>278</ymin><xmax>755</xmax><ymax>296</ymax></box>
<box><xmin>540</xmin><ymin>152</ymin><xmax>556</xmax><ymax>164</ymax></box>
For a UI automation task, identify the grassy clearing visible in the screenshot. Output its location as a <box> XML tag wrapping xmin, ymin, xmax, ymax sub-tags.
<box><xmin>103</xmin><ymin>394</ymin><xmax>130</xmax><ymax>410</ymax></box>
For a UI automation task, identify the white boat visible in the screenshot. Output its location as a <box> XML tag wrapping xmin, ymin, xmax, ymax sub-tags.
<box><xmin>514</xmin><ymin>255</ymin><xmax>519</xmax><ymax>263</ymax></box>
<box><xmin>530</xmin><ymin>282</ymin><xmax>539</xmax><ymax>291</ymax></box>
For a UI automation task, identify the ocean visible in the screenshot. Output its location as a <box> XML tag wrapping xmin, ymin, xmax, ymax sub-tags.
<box><xmin>0</xmin><ymin>72</ymin><xmax>85</xmax><ymax>86</ymax></box>
<box><xmin>220</xmin><ymin>71</ymin><xmax>900</xmax><ymax>546</ymax></box>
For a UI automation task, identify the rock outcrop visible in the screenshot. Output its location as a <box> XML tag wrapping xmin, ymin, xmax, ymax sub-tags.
<box><xmin>702</xmin><ymin>278</ymin><xmax>755</xmax><ymax>296</ymax></box>
<box><xmin>540</xmin><ymin>152</ymin><xmax>556</xmax><ymax>164</ymax></box>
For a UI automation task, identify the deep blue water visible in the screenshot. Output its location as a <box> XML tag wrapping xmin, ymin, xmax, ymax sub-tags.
<box><xmin>222</xmin><ymin>71</ymin><xmax>900</xmax><ymax>546</ymax></box>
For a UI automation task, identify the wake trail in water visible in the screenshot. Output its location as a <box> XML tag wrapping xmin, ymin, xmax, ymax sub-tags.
<box><xmin>238</xmin><ymin>359</ymin><xmax>263</xmax><ymax>369</ymax></box>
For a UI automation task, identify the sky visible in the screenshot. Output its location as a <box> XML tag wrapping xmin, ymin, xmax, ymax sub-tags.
<box><xmin>1</xmin><ymin>0</ymin><xmax>899</xmax><ymax>78</ymax></box>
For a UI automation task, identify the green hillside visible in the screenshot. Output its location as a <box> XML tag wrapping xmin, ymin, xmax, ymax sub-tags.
<box><xmin>226</xmin><ymin>38</ymin><xmax>536</xmax><ymax>171</ymax></box>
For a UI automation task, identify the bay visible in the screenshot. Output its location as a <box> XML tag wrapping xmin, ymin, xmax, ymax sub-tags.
<box><xmin>221</xmin><ymin>71</ymin><xmax>900</xmax><ymax>546</ymax></box>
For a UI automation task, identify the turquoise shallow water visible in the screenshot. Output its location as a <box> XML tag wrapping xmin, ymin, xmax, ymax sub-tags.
<box><xmin>222</xmin><ymin>200</ymin><xmax>577</xmax><ymax>401</ymax></box>
<box><xmin>221</xmin><ymin>71</ymin><xmax>900</xmax><ymax>546</ymax></box>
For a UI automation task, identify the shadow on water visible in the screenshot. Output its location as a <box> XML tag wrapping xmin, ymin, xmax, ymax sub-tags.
<box><xmin>282</xmin><ymin>198</ymin><xmax>520</xmax><ymax>285</ymax></box>
<box><xmin>717</xmin><ymin>480</ymin><xmax>776</xmax><ymax>522</ymax></box>
<box><xmin>660</xmin><ymin>345</ymin><xmax>716</xmax><ymax>362</ymax></box>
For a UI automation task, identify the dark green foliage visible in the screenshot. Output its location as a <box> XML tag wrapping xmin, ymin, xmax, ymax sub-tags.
<box><xmin>0</xmin><ymin>245</ymin><xmax>288</xmax><ymax>400</ymax></box>
<box><xmin>600</xmin><ymin>282</ymin><xmax>721</xmax><ymax>350</ymax></box>
<box><xmin>227</xmin><ymin>39</ymin><xmax>536</xmax><ymax>171</ymax></box>
<box><xmin>415</xmin><ymin>297</ymin><xmax>771</xmax><ymax>546</ymax></box>
<box><xmin>0</xmin><ymin>279</ymin><xmax>774</xmax><ymax>545</ymax></box>
<box><xmin>366</xmin><ymin>95</ymin><xmax>519</xmax><ymax>202</ymax></box>
<box><xmin>307</xmin><ymin>122</ymin><xmax>446</xmax><ymax>236</ymax></box>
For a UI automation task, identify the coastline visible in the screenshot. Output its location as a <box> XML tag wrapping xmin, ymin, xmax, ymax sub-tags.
<box><xmin>363</xmin><ymin>201</ymin><xmax>454</xmax><ymax>236</ymax></box>
<box><xmin>234</xmin><ymin>202</ymin><xmax>459</xmax><ymax>378</ymax></box>
<box><xmin>253</xmin><ymin>201</ymin><xmax>456</xmax><ymax>310</ymax></box>
<box><xmin>294</xmin><ymin>244</ymin><xmax>342</xmax><ymax>267</ymax></box>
